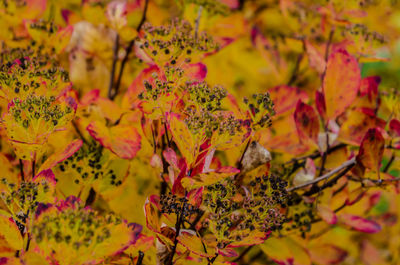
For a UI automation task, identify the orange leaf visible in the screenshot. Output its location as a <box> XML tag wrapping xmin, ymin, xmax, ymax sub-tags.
<box><xmin>38</xmin><ymin>139</ymin><xmax>82</xmax><ymax>174</ymax></box>
<box><xmin>356</xmin><ymin>128</ymin><xmax>385</xmax><ymax>172</ymax></box>
<box><xmin>294</xmin><ymin>100</ymin><xmax>319</xmax><ymax>144</ymax></box>
<box><xmin>269</xmin><ymin>85</ymin><xmax>308</xmax><ymax>115</ymax></box>
<box><xmin>309</xmin><ymin>245</ymin><xmax>347</xmax><ymax>265</ymax></box>
<box><xmin>87</xmin><ymin>121</ymin><xmax>141</xmax><ymax>159</ymax></box>
<box><xmin>323</xmin><ymin>49</ymin><xmax>361</xmax><ymax>119</ymax></box>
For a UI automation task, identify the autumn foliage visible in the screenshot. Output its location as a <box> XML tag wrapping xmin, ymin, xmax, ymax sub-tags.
<box><xmin>0</xmin><ymin>0</ymin><xmax>400</xmax><ymax>265</ymax></box>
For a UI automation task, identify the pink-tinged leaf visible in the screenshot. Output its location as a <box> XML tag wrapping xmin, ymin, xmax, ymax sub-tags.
<box><xmin>315</xmin><ymin>90</ymin><xmax>326</xmax><ymax>118</ymax></box>
<box><xmin>218</xmin><ymin>248</ymin><xmax>238</xmax><ymax>257</ymax></box>
<box><xmin>187</xmin><ymin>187</ymin><xmax>203</xmax><ymax>208</ymax></box>
<box><xmin>221</xmin><ymin>0</ymin><xmax>239</xmax><ymax>8</ymax></box>
<box><xmin>360</xmin><ymin>240</ymin><xmax>385</xmax><ymax>265</ymax></box>
<box><xmin>80</xmin><ymin>89</ymin><xmax>100</xmax><ymax>105</ymax></box>
<box><xmin>33</xmin><ymin>169</ymin><xmax>56</xmax><ymax>184</ymax></box>
<box><xmin>323</xmin><ymin>49</ymin><xmax>361</xmax><ymax>119</ymax></box>
<box><xmin>294</xmin><ymin>100</ymin><xmax>320</xmax><ymax>144</ymax></box>
<box><xmin>163</xmin><ymin>147</ymin><xmax>178</xmax><ymax>169</ymax></box>
<box><xmin>309</xmin><ymin>245</ymin><xmax>347</xmax><ymax>265</ymax></box>
<box><xmin>317</xmin><ymin>204</ymin><xmax>337</xmax><ymax>224</ymax></box>
<box><xmin>182</xmin><ymin>63</ymin><xmax>207</xmax><ymax>81</ymax></box>
<box><xmin>269</xmin><ymin>85</ymin><xmax>309</xmax><ymax>115</ymax></box>
<box><xmin>305</xmin><ymin>41</ymin><xmax>326</xmax><ymax>74</ymax></box>
<box><xmin>339</xmin><ymin>214</ymin><xmax>381</xmax><ymax>233</ymax></box>
<box><xmin>345</xmin><ymin>187</ymin><xmax>366</xmax><ymax>206</ymax></box>
<box><xmin>87</xmin><ymin>121</ymin><xmax>141</xmax><ymax>159</ymax></box>
<box><xmin>38</xmin><ymin>139</ymin><xmax>82</xmax><ymax>173</ymax></box>
<box><xmin>389</xmin><ymin>119</ymin><xmax>400</xmax><ymax>137</ymax></box>
<box><xmin>356</xmin><ymin>128</ymin><xmax>385</xmax><ymax>172</ymax></box>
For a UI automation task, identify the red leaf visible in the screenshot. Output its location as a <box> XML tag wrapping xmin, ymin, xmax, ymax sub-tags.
<box><xmin>294</xmin><ymin>100</ymin><xmax>319</xmax><ymax>144</ymax></box>
<box><xmin>356</xmin><ymin>128</ymin><xmax>385</xmax><ymax>172</ymax></box>
<box><xmin>323</xmin><ymin>49</ymin><xmax>361</xmax><ymax>119</ymax></box>
<box><xmin>389</xmin><ymin>119</ymin><xmax>400</xmax><ymax>137</ymax></box>
<box><xmin>360</xmin><ymin>76</ymin><xmax>380</xmax><ymax>101</ymax></box>
<box><xmin>87</xmin><ymin>121</ymin><xmax>141</xmax><ymax>159</ymax></box>
<box><xmin>339</xmin><ymin>214</ymin><xmax>381</xmax><ymax>233</ymax></box>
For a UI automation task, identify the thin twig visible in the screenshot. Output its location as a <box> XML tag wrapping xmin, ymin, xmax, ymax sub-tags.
<box><xmin>303</xmin><ymin>163</ymin><xmax>355</xmax><ymax>197</ymax></box>
<box><xmin>166</xmin><ymin>193</ymin><xmax>187</xmax><ymax>265</ymax></box>
<box><xmin>383</xmin><ymin>153</ymin><xmax>395</xmax><ymax>173</ymax></box>
<box><xmin>285</xmin><ymin>143</ymin><xmax>347</xmax><ymax>176</ymax></box>
<box><xmin>25</xmin><ymin>233</ymin><xmax>31</xmax><ymax>252</ymax></box>
<box><xmin>232</xmin><ymin>246</ymin><xmax>253</xmax><ymax>263</ymax></box>
<box><xmin>32</xmin><ymin>160</ymin><xmax>35</xmax><ymax>179</ymax></box>
<box><xmin>287</xmin><ymin>157</ymin><xmax>356</xmax><ymax>192</ymax></box>
<box><xmin>208</xmin><ymin>253</ymin><xmax>219</xmax><ymax>264</ymax></box>
<box><xmin>288</xmin><ymin>45</ymin><xmax>305</xmax><ymax>86</ymax></box>
<box><xmin>195</xmin><ymin>6</ymin><xmax>203</xmax><ymax>40</ymax></box>
<box><xmin>324</xmin><ymin>28</ymin><xmax>335</xmax><ymax>62</ymax></box>
<box><xmin>136</xmin><ymin>251</ymin><xmax>144</xmax><ymax>265</ymax></box>
<box><xmin>111</xmin><ymin>0</ymin><xmax>149</xmax><ymax>100</ymax></box>
<box><xmin>19</xmin><ymin>159</ymin><xmax>24</xmax><ymax>181</ymax></box>
<box><xmin>108</xmin><ymin>34</ymin><xmax>120</xmax><ymax>99</ymax></box>
<box><xmin>318</xmin><ymin>129</ymin><xmax>329</xmax><ymax>177</ymax></box>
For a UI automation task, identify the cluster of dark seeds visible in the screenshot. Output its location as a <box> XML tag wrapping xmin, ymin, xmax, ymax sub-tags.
<box><xmin>32</xmin><ymin>204</ymin><xmax>122</xmax><ymax>250</ymax></box>
<box><xmin>0</xmin><ymin>179</ymin><xmax>50</xmax><ymax>234</ymax></box>
<box><xmin>10</xmin><ymin>94</ymin><xmax>73</xmax><ymax>131</ymax></box>
<box><xmin>185</xmin><ymin>108</ymin><xmax>243</xmax><ymax>138</ymax></box>
<box><xmin>243</xmin><ymin>93</ymin><xmax>275</xmax><ymax>129</ymax></box>
<box><xmin>160</xmin><ymin>192</ymin><xmax>200</xmax><ymax>218</ymax></box>
<box><xmin>283</xmin><ymin>196</ymin><xmax>315</xmax><ymax>238</ymax></box>
<box><xmin>138</xmin><ymin>72</ymin><xmax>176</xmax><ymax>101</ymax></box>
<box><xmin>183</xmin><ymin>0</ymin><xmax>231</xmax><ymax>16</ymax></box>
<box><xmin>0</xmin><ymin>55</ymin><xmax>69</xmax><ymax>101</ymax></box>
<box><xmin>139</xmin><ymin>19</ymin><xmax>218</xmax><ymax>66</ymax></box>
<box><xmin>57</xmin><ymin>142</ymin><xmax>122</xmax><ymax>187</ymax></box>
<box><xmin>345</xmin><ymin>23</ymin><xmax>386</xmax><ymax>44</ymax></box>
<box><xmin>202</xmin><ymin>175</ymin><xmax>288</xmax><ymax>248</ymax></box>
<box><xmin>29</xmin><ymin>19</ymin><xmax>57</xmax><ymax>35</ymax></box>
<box><xmin>187</xmin><ymin>82</ymin><xmax>227</xmax><ymax>112</ymax></box>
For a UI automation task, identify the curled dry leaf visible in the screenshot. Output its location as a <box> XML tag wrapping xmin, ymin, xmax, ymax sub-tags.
<box><xmin>240</xmin><ymin>141</ymin><xmax>271</xmax><ymax>173</ymax></box>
